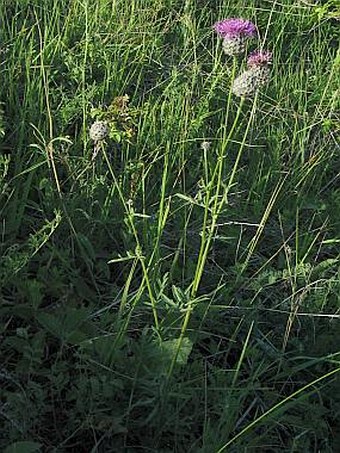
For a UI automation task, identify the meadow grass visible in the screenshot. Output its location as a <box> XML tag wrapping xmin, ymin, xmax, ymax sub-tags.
<box><xmin>0</xmin><ymin>0</ymin><xmax>339</xmax><ymax>451</ymax></box>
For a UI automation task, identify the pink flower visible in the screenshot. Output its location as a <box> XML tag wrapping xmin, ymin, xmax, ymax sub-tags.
<box><xmin>247</xmin><ymin>50</ymin><xmax>272</xmax><ymax>68</ymax></box>
<box><xmin>213</xmin><ymin>18</ymin><xmax>257</xmax><ymax>39</ymax></box>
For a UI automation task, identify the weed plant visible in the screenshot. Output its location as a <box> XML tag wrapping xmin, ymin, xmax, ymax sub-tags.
<box><xmin>0</xmin><ymin>0</ymin><xmax>339</xmax><ymax>452</ymax></box>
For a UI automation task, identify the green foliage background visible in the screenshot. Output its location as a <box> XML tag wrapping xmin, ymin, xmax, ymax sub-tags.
<box><xmin>0</xmin><ymin>0</ymin><xmax>339</xmax><ymax>451</ymax></box>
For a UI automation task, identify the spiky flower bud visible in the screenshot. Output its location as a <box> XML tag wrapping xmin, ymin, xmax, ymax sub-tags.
<box><xmin>232</xmin><ymin>69</ymin><xmax>258</xmax><ymax>98</ymax></box>
<box><xmin>232</xmin><ymin>50</ymin><xmax>272</xmax><ymax>98</ymax></box>
<box><xmin>89</xmin><ymin>121</ymin><xmax>108</xmax><ymax>142</ymax></box>
<box><xmin>232</xmin><ymin>66</ymin><xmax>270</xmax><ymax>98</ymax></box>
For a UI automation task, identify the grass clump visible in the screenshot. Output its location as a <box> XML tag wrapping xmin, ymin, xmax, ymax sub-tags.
<box><xmin>0</xmin><ymin>0</ymin><xmax>339</xmax><ymax>451</ymax></box>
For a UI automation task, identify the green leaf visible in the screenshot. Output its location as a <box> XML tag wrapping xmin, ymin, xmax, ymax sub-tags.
<box><xmin>4</xmin><ymin>441</ymin><xmax>42</xmax><ymax>453</ymax></box>
<box><xmin>77</xmin><ymin>233</ymin><xmax>96</xmax><ymax>262</ymax></box>
<box><xmin>161</xmin><ymin>337</ymin><xmax>193</xmax><ymax>366</ymax></box>
<box><xmin>312</xmin><ymin>258</ymin><xmax>339</xmax><ymax>278</ymax></box>
<box><xmin>35</xmin><ymin>313</ymin><xmax>63</xmax><ymax>338</ymax></box>
<box><xmin>36</xmin><ymin>308</ymin><xmax>89</xmax><ymax>342</ymax></box>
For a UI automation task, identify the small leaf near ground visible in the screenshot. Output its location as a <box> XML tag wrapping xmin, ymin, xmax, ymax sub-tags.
<box><xmin>161</xmin><ymin>337</ymin><xmax>193</xmax><ymax>366</ymax></box>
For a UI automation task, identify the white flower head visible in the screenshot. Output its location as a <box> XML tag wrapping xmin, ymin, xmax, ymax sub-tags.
<box><xmin>201</xmin><ymin>141</ymin><xmax>212</xmax><ymax>152</ymax></box>
<box><xmin>89</xmin><ymin>121</ymin><xmax>109</xmax><ymax>142</ymax></box>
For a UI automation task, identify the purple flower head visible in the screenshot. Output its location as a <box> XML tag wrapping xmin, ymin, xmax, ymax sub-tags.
<box><xmin>214</xmin><ymin>18</ymin><xmax>257</xmax><ymax>39</ymax></box>
<box><xmin>247</xmin><ymin>50</ymin><xmax>272</xmax><ymax>68</ymax></box>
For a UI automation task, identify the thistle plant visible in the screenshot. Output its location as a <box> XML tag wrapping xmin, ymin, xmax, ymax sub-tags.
<box><xmin>232</xmin><ymin>50</ymin><xmax>273</xmax><ymax>97</ymax></box>
<box><xmin>214</xmin><ymin>18</ymin><xmax>257</xmax><ymax>56</ymax></box>
<box><xmin>171</xmin><ymin>21</ymin><xmax>263</xmax><ymax>379</ymax></box>
<box><xmin>90</xmin><ymin>95</ymin><xmax>136</xmax><ymax>144</ymax></box>
<box><xmin>89</xmin><ymin>95</ymin><xmax>137</xmax><ymax>160</ymax></box>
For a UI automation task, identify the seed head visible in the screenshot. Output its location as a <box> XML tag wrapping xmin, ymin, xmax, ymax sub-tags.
<box><xmin>214</xmin><ymin>18</ymin><xmax>257</xmax><ymax>39</ymax></box>
<box><xmin>89</xmin><ymin>121</ymin><xmax>108</xmax><ymax>142</ymax></box>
